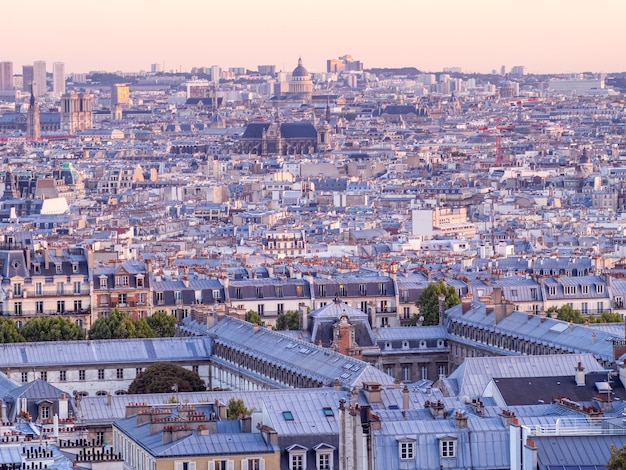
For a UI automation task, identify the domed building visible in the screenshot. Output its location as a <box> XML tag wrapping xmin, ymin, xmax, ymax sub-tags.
<box><xmin>288</xmin><ymin>57</ymin><xmax>313</xmax><ymax>102</ymax></box>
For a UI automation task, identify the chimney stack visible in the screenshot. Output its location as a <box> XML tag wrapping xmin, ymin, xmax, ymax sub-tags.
<box><xmin>575</xmin><ymin>362</ymin><xmax>586</xmax><ymax>386</ymax></box>
<box><xmin>402</xmin><ymin>385</ymin><xmax>410</xmax><ymax>410</ymax></box>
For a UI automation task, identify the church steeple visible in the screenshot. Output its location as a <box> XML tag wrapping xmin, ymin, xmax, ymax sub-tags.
<box><xmin>27</xmin><ymin>84</ymin><xmax>40</xmax><ymax>141</ymax></box>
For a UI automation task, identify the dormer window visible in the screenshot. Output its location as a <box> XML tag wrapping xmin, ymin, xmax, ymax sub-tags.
<box><xmin>99</xmin><ymin>277</ymin><xmax>108</xmax><ymax>289</ymax></box>
<box><xmin>402</xmin><ymin>340</ymin><xmax>409</xmax><ymax>350</ymax></box>
<box><xmin>597</xmin><ymin>284</ymin><xmax>605</xmax><ymax>294</ymax></box>
<box><xmin>136</xmin><ymin>275</ymin><xmax>144</xmax><ymax>288</ymax></box>
<box><xmin>34</xmin><ymin>264</ymin><xmax>40</xmax><ymax>274</ymax></box>
<box><xmin>72</xmin><ymin>263</ymin><xmax>79</xmax><ymax>273</ymax></box>
<box><xmin>55</xmin><ymin>264</ymin><xmax>62</xmax><ymax>274</ymax></box>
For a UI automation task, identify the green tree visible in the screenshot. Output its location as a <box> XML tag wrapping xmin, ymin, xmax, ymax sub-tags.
<box><xmin>245</xmin><ymin>310</ymin><xmax>262</xmax><ymax>326</ymax></box>
<box><xmin>226</xmin><ymin>398</ymin><xmax>253</xmax><ymax>420</ymax></box>
<box><xmin>128</xmin><ymin>362</ymin><xmax>206</xmax><ymax>394</ymax></box>
<box><xmin>0</xmin><ymin>318</ymin><xmax>24</xmax><ymax>343</ymax></box>
<box><xmin>146</xmin><ymin>311</ymin><xmax>176</xmax><ymax>337</ymax></box>
<box><xmin>275</xmin><ymin>310</ymin><xmax>300</xmax><ymax>331</ymax></box>
<box><xmin>590</xmin><ymin>311</ymin><xmax>623</xmax><ymax>323</ymax></box>
<box><xmin>413</xmin><ymin>281</ymin><xmax>461</xmax><ymax>326</ymax></box>
<box><xmin>556</xmin><ymin>304</ymin><xmax>584</xmax><ymax>324</ymax></box>
<box><xmin>20</xmin><ymin>317</ymin><xmax>85</xmax><ymax>342</ymax></box>
<box><xmin>607</xmin><ymin>443</ymin><xmax>626</xmax><ymax>469</ymax></box>
<box><xmin>88</xmin><ymin>309</ymin><xmax>155</xmax><ymax>339</ymax></box>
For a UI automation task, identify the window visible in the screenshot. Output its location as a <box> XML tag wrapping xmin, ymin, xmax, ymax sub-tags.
<box><xmin>36</xmin><ymin>301</ymin><xmax>44</xmax><ymax>314</ymax></box>
<box><xmin>118</xmin><ymin>294</ymin><xmax>127</xmax><ymax>307</ymax></box>
<box><xmin>137</xmin><ymin>293</ymin><xmax>145</xmax><ymax>305</ymax></box>
<box><xmin>322</xmin><ymin>407</ymin><xmax>334</xmax><ymax>417</ymax></box>
<box><xmin>421</xmin><ymin>365</ymin><xmax>428</xmax><ymax>380</ymax></box>
<box><xmin>99</xmin><ymin>277</ymin><xmax>107</xmax><ymax>288</ymax></box>
<box><xmin>360</xmin><ymin>301</ymin><xmax>368</xmax><ymax>313</ymax></box>
<box><xmin>290</xmin><ymin>454</ymin><xmax>304</xmax><ymax>470</ymax></box>
<box><xmin>74</xmin><ymin>300</ymin><xmax>82</xmax><ymax>312</ymax></box>
<box><xmin>402</xmin><ymin>365</ymin><xmax>410</xmax><ymax>381</ymax></box>
<box><xmin>317</xmin><ymin>453</ymin><xmax>331</xmax><ymax>470</ymax></box>
<box><xmin>79</xmin><ymin>370</ymin><xmax>86</xmax><ymax>381</ymax></box>
<box><xmin>156</xmin><ymin>291</ymin><xmax>164</xmax><ymax>303</ymax></box>
<box><xmin>73</xmin><ymin>282</ymin><xmax>81</xmax><ymax>294</ymax></box>
<box><xmin>440</xmin><ymin>439</ymin><xmax>456</xmax><ymax>458</ymax></box>
<box><xmin>277</xmin><ymin>303</ymin><xmax>284</xmax><ymax>314</ymax></box>
<box><xmin>57</xmin><ymin>282</ymin><xmax>64</xmax><ymax>294</ymax></box>
<box><xmin>246</xmin><ymin>459</ymin><xmax>262</xmax><ymax>470</ymax></box>
<box><xmin>116</xmin><ymin>275</ymin><xmax>129</xmax><ymax>287</ymax></box>
<box><xmin>438</xmin><ymin>364</ymin><xmax>447</xmax><ymax>377</ymax></box>
<box><xmin>581</xmin><ymin>285</ymin><xmax>589</xmax><ymax>294</ymax></box>
<box><xmin>283</xmin><ymin>411</ymin><xmax>294</xmax><ymax>421</ymax></box>
<box><xmin>211</xmin><ymin>461</ymin><xmax>228</xmax><ymax>470</ymax></box>
<box><xmin>13</xmin><ymin>283</ymin><xmax>22</xmax><ymax>297</ymax></box>
<box><xmin>192</xmin><ymin>365</ymin><xmax>199</xmax><ymax>374</ymax></box>
<box><xmin>581</xmin><ymin>302</ymin><xmax>588</xmax><ymax>314</ymax></box>
<box><xmin>597</xmin><ymin>284</ymin><xmax>605</xmax><ymax>294</ymax></box>
<box><xmin>511</xmin><ymin>289</ymin><xmax>518</xmax><ymax>297</ymax></box>
<box><xmin>136</xmin><ymin>367</ymin><xmax>143</xmax><ymax>376</ymax></box>
<box><xmin>57</xmin><ymin>301</ymin><xmax>65</xmax><ymax>314</ymax></box>
<box><xmin>379</xmin><ymin>283</ymin><xmax>387</xmax><ymax>295</ymax></box>
<box><xmin>96</xmin><ymin>431</ymin><xmax>105</xmax><ymax>446</ymax></box>
<box><xmin>385</xmin><ymin>365</ymin><xmax>393</xmax><ymax>376</ymax></box>
<box><xmin>98</xmin><ymin>369</ymin><xmax>105</xmax><ymax>380</ymax></box>
<box><xmin>339</xmin><ymin>284</ymin><xmax>347</xmax><ymax>296</ymax></box>
<box><xmin>55</xmin><ymin>264</ymin><xmax>62</xmax><ymax>274</ymax></box>
<box><xmin>72</xmin><ymin>263</ymin><xmax>79</xmax><ymax>273</ymax></box>
<box><xmin>597</xmin><ymin>302</ymin><xmax>604</xmax><ymax>314</ymax></box>
<box><xmin>318</xmin><ymin>285</ymin><xmax>326</xmax><ymax>297</ymax></box>
<box><xmin>256</xmin><ymin>287</ymin><xmax>264</xmax><ymax>298</ymax></box>
<box><xmin>21</xmin><ymin>372</ymin><xmax>28</xmax><ymax>383</ymax></box>
<box><xmin>117</xmin><ymin>368</ymin><xmax>124</xmax><ymax>379</ymax></box>
<box><xmin>35</xmin><ymin>282</ymin><xmax>43</xmax><ymax>296</ymax></box>
<box><xmin>549</xmin><ymin>286</ymin><xmax>556</xmax><ymax>296</ymax></box>
<box><xmin>399</xmin><ymin>441</ymin><xmax>415</xmax><ymax>460</ymax></box>
<box><xmin>14</xmin><ymin>302</ymin><xmax>22</xmax><ymax>316</ymax></box>
<box><xmin>40</xmin><ymin>406</ymin><xmax>50</xmax><ymax>419</ymax></box>
<box><xmin>275</xmin><ymin>286</ymin><xmax>283</xmax><ymax>298</ymax></box>
<box><xmin>59</xmin><ymin>370</ymin><xmax>67</xmax><ymax>382</ymax></box>
<box><xmin>136</xmin><ymin>276</ymin><xmax>144</xmax><ymax>287</ymax></box>
<box><xmin>530</xmin><ymin>288</ymin><xmax>537</xmax><ymax>300</ymax></box>
<box><xmin>565</xmin><ymin>286</ymin><xmax>576</xmax><ymax>295</ymax></box>
<box><xmin>403</xmin><ymin>307</ymin><xmax>410</xmax><ymax>319</ymax></box>
<box><xmin>359</xmin><ymin>284</ymin><xmax>366</xmax><ymax>295</ymax></box>
<box><xmin>213</xmin><ymin>289</ymin><xmax>221</xmax><ymax>300</ymax></box>
<box><xmin>258</xmin><ymin>304</ymin><xmax>264</xmax><ymax>316</ymax></box>
<box><xmin>40</xmin><ymin>371</ymin><xmax>47</xmax><ymax>381</ymax></box>
<box><xmin>76</xmin><ymin>319</ymin><xmax>83</xmax><ymax>328</ymax></box>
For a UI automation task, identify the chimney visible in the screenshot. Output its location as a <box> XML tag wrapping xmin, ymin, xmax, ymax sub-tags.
<box><xmin>24</xmin><ymin>248</ymin><xmax>31</xmax><ymax>269</ymax></box>
<box><xmin>240</xmin><ymin>416</ymin><xmax>252</xmax><ymax>433</ymax></box>
<box><xmin>215</xmin><ymin>400</ymin><xmax>227</xmax><ymax>420</ymax></box>
<box><xmin>58</xmin><ymin>393</ymin><xmax>68</xmax><ymax>420</ymax></box>
<box><xmin>438</xmin><ymin>293</ymin><xmax>446</xmax><ymax>326</ymax></box>
<box><xmin>299</xmin><ymin>302</ymin><xmax>308</xmax><ymax>333</ymax></box>
<box><xmin>402</xmin><ymin>385</ymin><xmax>410</xmax><ymax>410</ymax></box>
<box><xmin>461</xmin><ymin>295</ymin><xmax>471</xmax><ymax>314</ymax></box>
<box><xmin>454</xmin><ymin>410</ymin><xmax>468</xmax><ymax>428</ymax></box>
<box><xmin>575</xmin><ymin>362</ymin><xmax>586</xmax><ymax>386</ymax></box>
<box><xmin>333</xmin><ymin>378</ymin><xmax>341</xmax><ymax>392</ymax></box>
<box><xmin>493</xmin><ymin>286</ymin><xmax>503</xmax><ymax>305</ymax></box>
<box><xmin>107</xmin><ymin>392</ymin><xmax>112</xmax><ymax>407</ymax></box>
<box><xmin>44</xmin><ymin>247</ymin><xmax>49</xmax><ymax>270</ymax></box>
<box><xmin>362</xmin><ymin>382</ymin><xmax>381</xmax><ymax>404</ymax></box>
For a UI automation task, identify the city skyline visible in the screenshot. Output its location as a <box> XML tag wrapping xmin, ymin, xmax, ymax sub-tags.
<box><xmin>2</xmin><ymin>0</ymin><xmax>625</xmax><ymax>75</ymax></box>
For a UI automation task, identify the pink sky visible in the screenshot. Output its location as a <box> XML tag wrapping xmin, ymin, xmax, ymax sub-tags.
<box><xmin>2</xmin><ymin>0</ymin><xmax>624</xmax><ymax>74</ymax></box>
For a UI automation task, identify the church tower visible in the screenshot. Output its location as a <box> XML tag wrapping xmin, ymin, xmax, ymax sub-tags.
<box><xmin>27</xmin><ymin>85</ymin><xmax>40</xmax><ymax>141</ymax></box>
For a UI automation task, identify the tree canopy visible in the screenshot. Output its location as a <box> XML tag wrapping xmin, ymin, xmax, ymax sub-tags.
<box><xmin>412</xmin><ymin>281</ymin><xmax>460</xmax><ymax>326</ymax></box>
<box><xmin>88</xmin><ymin>309</ymin><xmax>156</xmax><ymax>340</ymax></box>
<box><xmin>607</xmin><ymin>443</ymin><xmax>626</xmax><ymax>469</ymax></box>
<box><xmin>20</xmin><ymin>316</ymin><xmax>85</xmax><ymax>342</ymax></box>
<box><xmin>245</xmin><ymin>310</ymin><xmax>263</xmax><ymax>326</ymax></box>
<box><xmin>226</xmin><ymin>398</ymin><xmax>254</xmax><ymax>420</ymax></box>
<box><xmin>0</xmin><ymin>318</ymin><xmax>24</xmax><ymax>343</ymax></box>
<box><xmin>146</xmin><ymin>311</ymin><xmax>177</xmax><ymax>337</ymax></box>
<box><xmin>128</xmin><ymin>362</ymin><xmax>206</xmax><ymax>394</ymax></box>
<box><xmin>275</xmin><ymin>310</ymin><xmax>300</xmax><ymax>331</ymax></box>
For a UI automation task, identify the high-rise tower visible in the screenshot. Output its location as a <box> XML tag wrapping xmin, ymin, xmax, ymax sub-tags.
<box><xmin>53</xmin><ymin>62</ymin><xmax>65</xmax><ymax>96</ymax></box>
<box><xmin>33</xmin><ymin>60</ymin><xmax>47</xmax><ymax>97</ymax></box>
<box><xmin>22</xmin><ymin>65</ymin><xmax>34</xmax><ymax>92</ymax></box>
<box><xmin>0</xmin><ymin>62</ymin><xmax>13</xmax><ymax>91</ymax></box>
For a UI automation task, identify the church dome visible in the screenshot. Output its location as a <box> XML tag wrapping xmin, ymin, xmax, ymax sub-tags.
<box><xmin>292</xmin><ymin>58</ymin><xmax>309</xmax><ymax>77</ymax></box>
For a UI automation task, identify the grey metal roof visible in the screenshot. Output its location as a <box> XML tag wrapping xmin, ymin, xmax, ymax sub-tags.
<box><xmin>535</xmin><ymin>435</ymin><xmax>626</xmax><ymax>468</ymax></box>
<box><xmin>0</xmin><ymin>337</ymin><xmax>209</xmax><ymax>368</ymax></box>
<box><xmin>207</xmin><ymin>316</ymin><xmax>394</xmax><ymax>388</ymax></box>
<box><xmin>446</xmin><ymin>354</ymin><xmax>605</xmax><ymax>399</ymax></box>
<box><xmin>375</xmin><ymin>326</ymin><xmax>448</xmax><ymax>341</ymax></box>
<box><xmin>447</xmin><ymin>303</ymin><xmax>616</xmax><ymax>363</ymax></box>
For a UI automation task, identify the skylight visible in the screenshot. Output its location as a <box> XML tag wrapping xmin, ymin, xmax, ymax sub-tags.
<box><xmin>282</xmin><ymin>411</ymin><xmax>294</xmax><ymax>421</ymax></box>
<box><xmin>323</xmin><ymin>407</ymin><xmax>334</xmax><ymax>417</ymax></box>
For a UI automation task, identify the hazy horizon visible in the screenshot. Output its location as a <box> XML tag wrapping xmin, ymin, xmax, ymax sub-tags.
<box><xmin>2</xmin><ymin>0</ymin><xmax>625</xmax><ymax>75</ymax></box>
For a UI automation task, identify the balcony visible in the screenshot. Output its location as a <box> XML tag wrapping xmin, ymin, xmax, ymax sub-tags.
<box><xmin>7</xmin><ymin>309</ymin><xmax>91</xmax><ymax>317</ymax></box>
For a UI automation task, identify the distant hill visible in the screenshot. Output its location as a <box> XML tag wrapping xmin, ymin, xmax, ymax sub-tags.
<box><xmin>366</xmin><ymin>67</ymin><xmax>422</xmax><ymax>76</ymax></box>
